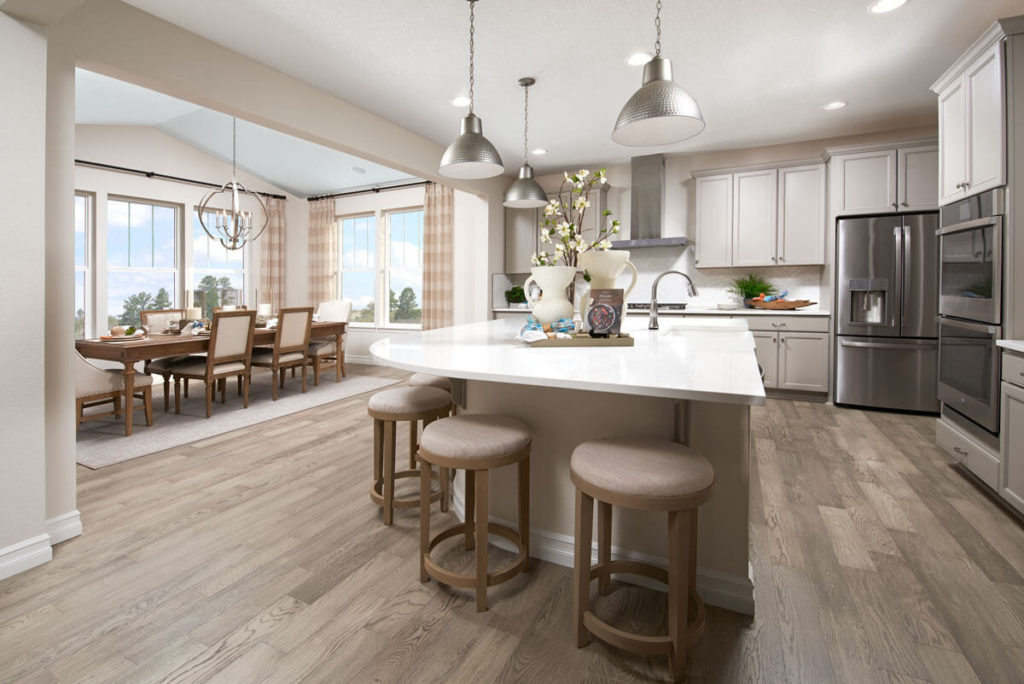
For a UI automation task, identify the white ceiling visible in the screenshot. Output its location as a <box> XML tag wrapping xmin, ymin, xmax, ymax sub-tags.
<box><xmin>116</xmin><ymin>0</ymin><xmax>1024</xmax><ymax>175</ymax></box>
<box><xmin>75</xmin><ymin>69</ymin><xmax>417</xmax><ymax>198</ymax></box>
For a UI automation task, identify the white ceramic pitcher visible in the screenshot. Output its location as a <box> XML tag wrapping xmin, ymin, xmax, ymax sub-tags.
<box><xmin>523</xmin><ymin>265</ymin><xmax>577</xmax><ymax>325</ymax></box>
<box><xmin>577</xmin><ymin>250</ymin><xmax>638</xmax><ymax>319</ymax></box>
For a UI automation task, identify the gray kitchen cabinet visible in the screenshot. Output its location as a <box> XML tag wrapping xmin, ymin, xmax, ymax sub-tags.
<box><xmin>1001</xmin><ymin>351</ymin><xmax>1024</xmax><ymax>514</ymax></box>
<box><xmin>829</xmin><ymin>143</ymin><xmax>937</xmax><ymax>215</ymax></box>
<box><xmin>778</xmin><ymin>332</ymin><xmax>829</xmax><ymax>392</ymax></box>
<box><xmin>505</xmin><ymin>207</ymin><xmax>539</xmax><ymax>274</ymax></box>
<box><xmin>752</xmin><ymin>331</ymin><xmax>778</xmax><ymax>389</ymax></box>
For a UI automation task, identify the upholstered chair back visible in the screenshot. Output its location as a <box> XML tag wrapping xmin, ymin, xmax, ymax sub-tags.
<box><xmin>209</xmin><ymin>310</ymin><xmax>256</xmax><ymax>363</ymax></box>
<box><xmin>277</xmin><ymin>307</ymin><xmax>313</xmax><ymax>352</ymax></box>
<box><xmin>316</xmin><ymin>299</ymin><xmax>352</xmax><ymax>323</ymax></box>
<box><xmin>140</xmin><ymin>309</ymin><xmax>185</xmax><ymax>332</ymax></box>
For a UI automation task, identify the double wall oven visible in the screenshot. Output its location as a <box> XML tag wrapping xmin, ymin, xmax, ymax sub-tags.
<box><xmin>936</xmin><ymin>189</ymin><xmax>1004</xmax><ymax>433</ymax></box>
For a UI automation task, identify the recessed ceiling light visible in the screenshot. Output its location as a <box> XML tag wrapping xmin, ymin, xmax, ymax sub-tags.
<box><xmin>626</xmin><ymin>52</ymin><xmax>653</xmax><ymax>66</ymax></box>
<box><xmin>822</xmin><ymin>101</ymin><xmax>847</xmax><ymax>110</ymax></box>
<box><xmin>450</xmin><ymin>95</ymin><xmax>471</xmax><ymax>107</ymax></box>
<box><xmin>352</xmin><ymin>166</ymin><xmax>367</xmax><ymax>174</ymax></box>
<box><xmin>532</xmin><ymin>148</ymin><xmax>547</xmax><ymax>156</ymax></box>
<box><xmin>868</xmin><ymin>0</ymin><xmax>908</xmax><ymax>14</ymax></box>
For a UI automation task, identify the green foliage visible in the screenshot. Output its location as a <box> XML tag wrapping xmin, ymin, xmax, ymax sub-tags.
<box><xmin>728</xmin><ymin>274</ymin><xmax>778</xmax><ymax>300</ymax></box>
<box><xmin>195</xmin><ymin>276</ymin><xmax>239</xmax><ymax>318</ymax></box>
<box><xmin>351</xmin><ymin>300</ymin><xmax>375</xmax><ymax>323</ymax></box>
<box><xmin>118</xmin><ymin>291</ymin><xmax>155</xmax><ymax>326</ymax></box>
<box><xmin>392</xmin><ymin>287</ymin><xmax>422</xmax><ymax>324</ymax></box>
<box><xmin>504</xmin><ymin>286</ymin><xmax>526</xmax><ymax>304</ymax></box>
<box><xmin>152</xmin><ymin>287</ymin><xmax>172</xmax><ymax>310</ymax></box>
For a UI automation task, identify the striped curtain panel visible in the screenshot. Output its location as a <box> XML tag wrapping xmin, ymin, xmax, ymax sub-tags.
<box><xmin>258</xmin><ymin>197</ymin><xmax>286</xmax><ymax>312</ymax></box>
<box><xmin>422</xmin><ymin>183</ymin><xmax>454</xmax><ymax>330</ymax></box>
<box><xmin>308</xmin><ymin>198</ymin><xmax>338</xmax><ymax>306</ymax></box>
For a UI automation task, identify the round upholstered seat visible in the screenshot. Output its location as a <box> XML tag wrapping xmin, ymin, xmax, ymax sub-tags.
<box><xmin>420</xmin><ymin>414</ymin><xmax>531</xmax><ymax>466</ymax></box>
<box><xmin>367</xmin><ymin>386</ymin><xmax>452</xmax><ymax>419</ymax></box>
<box><xmin>571</xmin><ymin>437</ymin><xmax>714</xmax><ymax>511</ymax></box>
<box><xmin>409</xmin><ymin>373</ymin><xmax>452</xmax><ymax>392</ymax></box>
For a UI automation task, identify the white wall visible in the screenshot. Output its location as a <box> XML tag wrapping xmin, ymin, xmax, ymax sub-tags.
<box><xmin>74</xmin><ymin>124</ymin><xmax>303</xmax><ymax>333</ymax></box>
<box><xmin>0</xmin><ymin>13</ymin><xmax>51</xmax><ymax>577</ymax></box>
<box><xmin>533</xmin><ymin>125</ymin><xmax>938</xmax><ymax>307</ymax></box>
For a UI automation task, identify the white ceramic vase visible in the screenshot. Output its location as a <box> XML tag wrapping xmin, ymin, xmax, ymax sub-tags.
<box><xmin>577</xmin><ymin>250</ymin><xmax>638</xmax><ymax>318</ymax></box>
<box><xmin>524</xmin><ymin>265</ymin><xmax>577</xmax><ymax>325</ymax></box>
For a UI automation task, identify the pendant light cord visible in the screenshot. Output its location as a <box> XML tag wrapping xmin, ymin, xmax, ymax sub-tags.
<box><xmin>232</xmin><ymin>117</ymin><xmax>237</xmax><ymax>179</ymax></box>
<box><xmin>468</xmin><ymin>0</ymin><xmax>476</xmax><ymax>114</ymax></box>
<box><xmin>522</xmin><ymin>83</ymin><xmax>529</xmax><ymax>165</ymax></box>
<box><xmin>654</xmin><ymin>0</ymin><xmax>662</xmax><ymax>56</ymax></box>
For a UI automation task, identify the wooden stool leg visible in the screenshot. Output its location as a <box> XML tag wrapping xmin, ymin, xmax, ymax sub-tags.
<box><xmin>474</xmin><ymin>468</ymin><xmax>489</xmax><ymax>612</ymax></box>
<box><xmin>464</xmin><ymin>469</ymin><xmax>476</xmax><ymax>550</ymax></box>
<box><xmin>518</xmin><ymin>455</ymin><xmax>530</xmax><ymax>571</ymax></box>
<box><xmin>574</xmin><ymin>489</ymin><xmax>594</xmax><ymax>647</ymax></box>
<box><xmin>409</xmin><ymin>420</ymin><xmax>418</xmax><ymax>470</ymax></box>
<box><xmin>372</xmin><ymin>418</ymin><xmax>383</xmax><ymax>493</ymax></box>
<box><xmin>440</xmin><ymin>466</ymin><xmax>450</xmax><ymax>513</ymax></box>
<box><xmin>689</xmin><ymin>510</ymin><xmax>699</xmax><ymax>623</ymax></box>
<box><xmin>419</xmin><ymin>458</ymin><xmax>431</xmax><ymax>583</ymax></box>
<box><xmin>383</xmin><ymin>420</ymin><xmax>396</xmax><ymax>525</ymax></box>
<box><xmin>668</xmin><ymin>509</ymin><xmax>691</xmax><ymax>681</ymax></box>
<box><xmin>598</xmin><ymin>500</ymin><xmax>612</xmax><ymax>596</ymax></box>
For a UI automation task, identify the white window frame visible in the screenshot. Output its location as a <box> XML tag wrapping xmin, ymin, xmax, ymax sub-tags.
<box><xmin>105</xmin><ymin>195</ymin><xmax>181</xmax><ymax>328</ymax></box>
<box><xmin>382</xmin><ymin>206</ymin><xmax>424</xmax><ymax>330</ymax></box>
<box><xmin>74</xmin><ymin>191</ymin><xmax>94</xmax><ymax>339</ymax></box>
<box><xmin>338</xmin><ymin>211</ymin><xmax>378</xmax><ymax>328</ymax></box>
<box><xmin>188</xmin><ymin>206</ymin><xmax>249</xmax><ymax>316</ymax></box>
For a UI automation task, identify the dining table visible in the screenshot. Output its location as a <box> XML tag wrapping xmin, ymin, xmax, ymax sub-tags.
<box><xmin>75</xmin><ymin>321</ymin><xmax>348</xmax><ymax>436</ymax></box>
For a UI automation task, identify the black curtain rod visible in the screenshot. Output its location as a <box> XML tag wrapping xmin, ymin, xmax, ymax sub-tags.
<box><xmin>74</xmin><ymin>159</ymin><xmax>288</xmax><ymax>201</ymax></box>
<box><xmin>306</xmin><ymin>180</ymin><xmax>431</xmax><ymax>203</ymax></box>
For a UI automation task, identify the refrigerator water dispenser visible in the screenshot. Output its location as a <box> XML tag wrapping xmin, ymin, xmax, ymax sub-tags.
<box><xmin>848</xmin><ymin>279</ymin><xmax>887</xmax><ymax>325</ymax></box>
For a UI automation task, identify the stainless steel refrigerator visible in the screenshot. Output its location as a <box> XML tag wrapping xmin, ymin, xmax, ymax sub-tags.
<box><xmin>835</xmin><ymin>213</ymin><xmax>940</xmax><ymax>413</ymax></box>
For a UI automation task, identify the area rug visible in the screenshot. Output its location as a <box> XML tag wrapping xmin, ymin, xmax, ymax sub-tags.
<box><xmin>76</xmin><ymin>370</ymin><xmax>400</xmax><ymax>469</ymax></box>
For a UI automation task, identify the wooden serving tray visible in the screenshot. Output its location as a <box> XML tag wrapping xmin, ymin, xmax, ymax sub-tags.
<box><xmin>748</xmin><ymin>299</ymin><xmax>817</xmax><ymax>310</ymax></box>
<box><xmin>528</xmin><ymin>333</ymin><xmax>634</xmax><ymax>348</ymax></box>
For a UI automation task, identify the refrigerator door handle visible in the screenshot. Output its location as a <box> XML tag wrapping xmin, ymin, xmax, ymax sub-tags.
<box><xmin>902</xmin><ymin>225</ymin><xmax>910</xmax><ymax>332</ymax></box>
<box><xmin>840</xmin><ymin>339</ymin><xmax>937</xmax><ymax>350</ymax></box>
<box><xmin>892</xmin><ymin>225</ymin><xmax>902</xmax><ymax>331</ymax></box>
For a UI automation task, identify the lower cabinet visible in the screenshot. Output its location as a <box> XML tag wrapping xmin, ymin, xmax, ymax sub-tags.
<box><xmin>1002</xmin><ymin>380</ymin><xmax>1024</xmax><ymax>514</ymax></box>
<box><xmin>748</xmin><ymin>319</ymin><xmax>829</xmax><ymax>394</ymax></box>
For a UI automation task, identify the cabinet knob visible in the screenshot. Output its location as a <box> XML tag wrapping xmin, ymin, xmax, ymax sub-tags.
<box><xmin>779</xmin><ymin>256</ymin><xmax>785</xmax><ymax>262</ymax></box>
<box><xmin>781</xmin><ymin>337</ymin><xmax>786</xmax><ymax>342</ymax></box>
<box><xmin>892</xmin><ymin>202</ymin><xmax>898</xmax><ymax>209</ymax></box>
<box><xmin>900</xmin><ymin>202</ymin><xmax>908</xmax><ymax>207</ymax></box>
<box><xmin>954</xmin><ymin>446</ymin><xmax>968</xmax><ymax>456</ymax></box>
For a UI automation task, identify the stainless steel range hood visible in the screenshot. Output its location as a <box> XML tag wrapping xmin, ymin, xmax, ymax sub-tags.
<box><xmin>610</xmin><ymin>154</ymin><xmax>690</xmax><ymax>249</ymax></box>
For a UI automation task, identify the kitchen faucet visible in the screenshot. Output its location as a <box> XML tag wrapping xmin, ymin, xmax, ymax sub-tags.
<box><xmin>649</xmin><ymin>270</ymin><xmax>699</xmax><ymax>330</ymax></box>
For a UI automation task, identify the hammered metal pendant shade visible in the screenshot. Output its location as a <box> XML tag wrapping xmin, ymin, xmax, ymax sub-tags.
<box><xmin>439</xmin><ymin>113</ymin><xmax>505</xmax><ymax>179</ymax></box>
<box><xmin>503</xmin><ymin>163</ymin><xmax>548</xmax><ymax>208</ymax></box>
<box><xmin>612</xmin><ymin>56</ymin><xmax>705</xmax><ymax>147</ymax></box>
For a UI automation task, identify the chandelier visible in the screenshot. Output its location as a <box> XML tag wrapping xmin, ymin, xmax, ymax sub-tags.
<box><xmin>197</xmin><ymin>117</ymin><xmax>269</xmax><ymax>250</ymax></box>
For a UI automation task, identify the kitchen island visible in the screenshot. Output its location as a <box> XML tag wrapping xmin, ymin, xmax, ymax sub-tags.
<box><xmin>370</xmin><ymin>317</ymin><xmax>765</xmax><ymax>614</ymax></box>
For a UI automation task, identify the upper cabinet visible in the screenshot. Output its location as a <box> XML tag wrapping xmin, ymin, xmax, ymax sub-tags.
<box><xmin>828</xmin><ymin>143</ymin><xmax>937</xmax><ymax>216</ymax></box>
<box><xmin>932</xmin><ymin>27</ymin><xmax>1006</xmax><ymax>206</ymax></box>
<box><xmin>694</xmin><ymin>161</ymin><xmax>825</xmax><ymax>268</ymax></box>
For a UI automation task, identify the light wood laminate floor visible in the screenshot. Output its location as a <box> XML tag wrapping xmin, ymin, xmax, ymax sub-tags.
<box><xmin>3</xmin><ymin>366</ymin><xmax>1024</xmax><ymax>682</ymax></box>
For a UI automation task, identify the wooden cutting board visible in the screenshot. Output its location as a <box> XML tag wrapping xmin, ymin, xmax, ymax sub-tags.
<box><xmin>748</xmin><ymin>300</ymin><xmax>817</xmax><ymax>310</ymax></box>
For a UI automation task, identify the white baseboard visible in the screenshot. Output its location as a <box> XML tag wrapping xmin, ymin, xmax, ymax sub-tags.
<box><xmin>451</xmin><ymin>485</ymin><xmax>754</xmax><ymax>615</ymax></box>
<box><xmin>345</xmin><ymin>354</ymin><xmax>379</xmax><ymax>365</ymax></box>
<box><xmin>0</xmin><ymin>533</ymin><xmax>52</xmax><ymax>581</ymax></box>
<box><xmin>46</xmin><ymin>509</ymin><xmax>82</xmax><ymax>545</ymax></box>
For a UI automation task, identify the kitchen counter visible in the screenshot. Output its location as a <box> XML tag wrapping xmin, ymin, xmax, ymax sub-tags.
<box><xmin>370</xmin><ymin>318</ymin><xmax>760</xmax><ymax>614</ymax></box>
<box><xmin>372</xmin><ymin>317</ymin><xmax>765</xmax><ymax>405</ymax></box>
<box><xmin>493</xmin><ymin>306</ymin><xmax>830</xmax><ymax>316</ymax></box>
<box><xmin>998</xmin><ymin>340</ymin><xmax>1024</xmax><ymax>354</ymax></box>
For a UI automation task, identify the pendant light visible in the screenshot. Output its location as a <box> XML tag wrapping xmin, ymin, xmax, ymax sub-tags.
<box><xmin>612</xmin><ymin>0</ymin><xmax>705</xmax><ymax>147</ymax></box>
<box><xmin>197</xmin><ymin>117</ymin><xmax>268</xmax><ymax>250</ymax></box>
<box><xmin>439</xmin><ymin>0</ymin><xmax>504</xmax><ymax>179</ymax></box>
<box><xmin>503</xmin><ymin>77</ymin><xmax>548</xmax><ymax>208</ymax></box>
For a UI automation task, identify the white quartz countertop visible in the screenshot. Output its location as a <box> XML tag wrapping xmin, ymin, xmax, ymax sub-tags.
<box><xmin>493</xmin><ymin>306</ymin><xmax>830</xmax><ymax>316</ymax></box>
<box><xmin>997</xmin><ymin>340</ymin><xmax>1024</xmax><ymax>354</ymax></box>
<box><xmin>370</xmin><ymin>318</ymin><xmax>766</xmax><ymax>405</ymax></box>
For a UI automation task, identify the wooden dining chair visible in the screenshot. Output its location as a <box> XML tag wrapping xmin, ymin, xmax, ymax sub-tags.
<box><xmin>169</xmin><ymin>310</ymin><xmax>256</xmax><ymax>418</ymax></box>
<box><xmin>307</xmin><ymin>299</ymin><xmax>352</xmax><ymax>384</ymax></box>
<box><xmin>141</xmin><ymin>308</ymin><xmax>188</xmax><ymax>411</ymax></box>
<box><xmin>75</xmin><ymin>351</ymin><xmax>153</xmax><ymax>431</ymax></box>
<box><xmin>213</xmin><ymin>305</ymin><xmax>247</xmax><ymax>312</ymax></box>
<box><xmin>251</xmin><ymin>307</ymin><xmax>313</xmax><ymax>400</ymax></box>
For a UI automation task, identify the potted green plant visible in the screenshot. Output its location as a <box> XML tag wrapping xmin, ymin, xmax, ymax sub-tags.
<box><xmin>728</xmin><ymin>274</ymin><xmax>778</xmax><ymax>308</ymax></box>
<box><xmin>504</xmin><ymin>285</ymin><xmax>527</xmax><ymax>308</ymax></box>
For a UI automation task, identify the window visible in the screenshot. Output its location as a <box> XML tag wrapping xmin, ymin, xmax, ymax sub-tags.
<box><xmin>106</xmin><ymin>198</ymin><xmax>178</xmax><ymax>328</ymax></box>
<box><xmin>385</xmin><ymin>208</ymin><xmax>424</xmax><ymax>326</ymax></box>
<box><xmin>340</xmin><ymin>214</ymin><xmax>377</xmax><ymax>324</ymax></box>
<box><xmin>338</xmin><ymin>207</ymin><xmax>424</xmax><ymax>328</ymax></box>
<box><xmin>74</xmin><ymin>193</ymin><xmax>92</xmax><ymax>339</ymax></box>
<box><xmin>192</xmin><ymin>208</ymin><xmax>245</xmax><ymax>319</ymax></box>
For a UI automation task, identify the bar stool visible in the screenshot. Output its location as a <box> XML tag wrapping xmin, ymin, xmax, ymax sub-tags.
<box><xmin>570</xmin><ymin>437</ymin><xmax>714</xmax><ymax>682</ymax></box>
<box><xmin>417</xmin><ymin>414</ymin><xmax>531</xmax><ymax>612</ymax></box>
<box><xmin>367</xmin><ymin>386</ymin><xmax>454</xmax><ymax>525</ymax></box>
<box><xmin>408</xmin><ymin>373</ymin><xmax>452</xmax><ymax>392</ymax></box>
